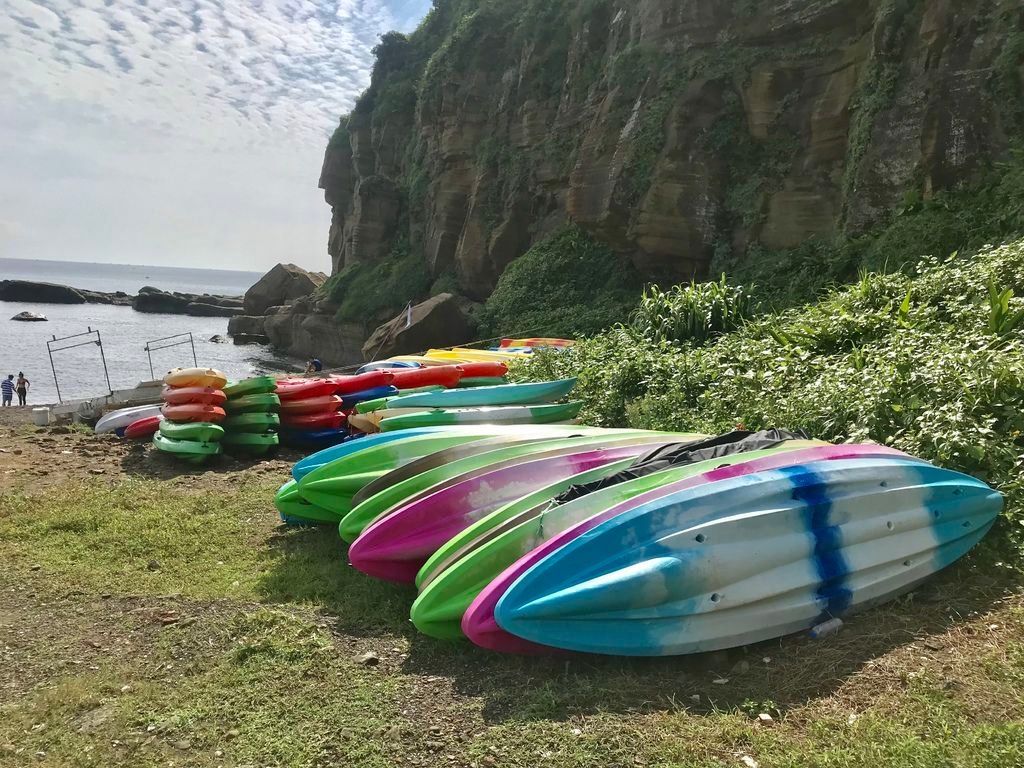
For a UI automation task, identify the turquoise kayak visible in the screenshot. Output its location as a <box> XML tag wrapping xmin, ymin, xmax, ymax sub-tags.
<box><xmin>385</xmin><ymin>379</ymin><xmax>577</xmax><ymax>409</ymax></box>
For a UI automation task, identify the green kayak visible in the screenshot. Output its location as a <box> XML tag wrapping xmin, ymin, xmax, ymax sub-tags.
<box><xmin>223</xmin><ymin>431</ymin><xmax>280</xmax><ymax>455</ymax></box>
<box><xmin>410</xmin><ymin>442</ymin><xmax>821</xmax><ymax>640</ymax></box>
<box><xmin>222</xmin><ymin>412</ymin><xmax>281</xmax><ymax>433</ymax></box>
<box><xmin>153</xmin><ymin>433</ymin><xmax>222</xmax><ymax>464</ymax></box>
<box><xmin>275</xmin><ymin>480</ymin><xmax>338</xmax><ymax>525</ymax></box>
<box><xmin>356</xmin><ymin>386</ymin><xmax>446</xmax><ymax>414</ymax></box>
<box><xmin>338</xmin><ymin>432</ymin><xmax>664</xmax><ymax>544</ymax></box>
<box><xmin>379</xmin><ymin>402</ymin><xmax>583</xmax><ymax>432</ymax></box>
<box><xmin>224</xmin><ymin>376</ymin><xmax>278</xmax><ymax>398</ymax></box>
<box><xmin>224</xmin><ymin>393</ymin><xmax>281</xmax><ymax>414</ymax></box>
<box><xmin>296</xmin><ymin>427</ymin><xmax>598</xmax><ymax>524</ymax></box>
<box><xmin>159</xmin><ymin>420</ymin><xmax>225</xmax><ymax>442</ymax></box>
<box><xmin>456</xmin><ymin>377</ymin><xmax>508</xmax><ymax>388</ymax></box>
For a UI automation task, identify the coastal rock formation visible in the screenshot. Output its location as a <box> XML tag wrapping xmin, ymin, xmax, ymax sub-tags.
<box><xmin>0</xmin><ymin>280</ymin><xmax>87</xmax><ymax>304</ymax></box>
<box><xmin>263</xmin><ymin>296</ymin><xmax>365</xmax><ymax>364</ymax></box>
<box><xmin>362</xmin><ymin>293</ymin><xmax>474</xmax><ymax>361</ymax></box>
<box><xmin>11</xmin><ymin>311</ymin><xmax>48</xmax><ymax>322</ymax></box>
<box><xmin>315</xmin><ymin>0</ymin><xmax>1023</xmax><ymax>320</ymax></box>
<box><xmin>134</xmin><ymin>287</ymin><xmax>243</xmax><ymax>317</ymax></box>
<box><xmin>242</xmin><ymin>263</ymin><xmax>327</xmax><ymax>315</ymax></box>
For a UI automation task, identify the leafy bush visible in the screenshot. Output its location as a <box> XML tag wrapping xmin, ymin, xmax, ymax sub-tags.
<box><xmin>515</xmin><ymin>238</ymin><xmax>1024</xmax><ymax>558</ymax></box>
<box><xmin>631</xmin><ymin>275</ymin><xmax>753</xmax><ymax>345</ymax></box>
<box><xmin>475</xmin><ymin>226</ymin><xmax>644</xmax><ymax>339</ymax></box>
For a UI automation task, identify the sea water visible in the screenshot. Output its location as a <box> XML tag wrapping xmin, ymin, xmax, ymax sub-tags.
<box><xmin>1</xmin><ymin>258</ymin><xmax>303</xmax><ymax>403</ymax></box>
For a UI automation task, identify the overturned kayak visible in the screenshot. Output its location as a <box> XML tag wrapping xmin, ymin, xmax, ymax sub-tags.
<box><xmin>161</xmin><ymin>386</ymin><xmax>227</xmax><ymax>407</ymax></box>
<box><xmin>275</xmin><ymin>480</ymin><xmax>338</xmax><ymax>525</ymax></box>
<box><xmin>224</xmin><ymin>393</ymin><xmax>281</xmax><ymax>414</ymax></box>
<box><xmin>153</xmin><ymin>433</ymin><xmax>222</xmax><ymax>463</ymax></box>
<box><xmin>159</xmin><ymin>420</ymin><xmax>225</xmax><ymax>443</ymax></box>
<box><xmin>385</xmin><ymin>379</ymin><xmax>577</xmax><ymax>409</ymax></box>
<box><xmin>490</xmin><ymin>458</ymin><xmax>1002</xmax><ymax>656</ymax></box>
<box><xmin>222</xmin><ymin>413</ymin><xmax>281</xmax><ymax>433</ymax></box>
<box><xmin>349</xmin><ymin>436</ymin><xmax>684</xmax><ymax>583</ymax></box>
<box><xmin>379</xmin><ymin>402</ymin><xmax>583</xmax><ymax>432</ymax></box>
<box><xmin>165</xmin><ymin>367</ymin><xmax>228</xmax><ymax>389</ymax></box>
<box><xmin>95</xmin><ymin>404</ymin><xmax>163</xmax><ymax>435</ymax></box>
<box><xmin>224</xmin><ymin>376</ymin><xmax>278</xmax><ymax>398</ymax></box>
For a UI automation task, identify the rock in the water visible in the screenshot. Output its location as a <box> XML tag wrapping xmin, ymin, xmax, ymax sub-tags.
<box><xmin>185</xmin><ymin>301</ymin><xmax>243</xmax><ymax>318</ymax></box>
<box><xmin>133</xmin><ymin>287</ymin><xmax>192</xmax><ymax>314</ymax></box>
<box><xmin>208</xmin><ymin>334</ymin><xmax>226</xmax><ymax>344</ymax></box>
<box><xmin>361</xmin><ymin>293</ymin><xmax>473</xmax><ymax>361</ymax></box>
<box><xmin>0</xmin><ymin>280</ymin><xmax>86</xmax><ymax>304</ymax></box>
<box><xmin>11</xmin><ymin>311</ymin><xmax>48</xmax><ymax>322</ymax></box>
<box><xmin>227</xmin><ymin>315</ymin><xmax>267</xmax><ymax>337</ymax></box>
<box><xmin>231</xmin><ymin>333</ymin><xmax>271</xmax><ymax>346</ymax></box>
<box><xmin>243</xmin><ymin>263</ymin><xmax>327</xmax><ymax>315</ymax></box>
<box><xmin>264</xmin><ymin>301</ymin><xmax>365</xmax><ymax>365</ymax></box>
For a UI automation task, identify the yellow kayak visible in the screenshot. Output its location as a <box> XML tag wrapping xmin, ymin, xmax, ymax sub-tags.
<box><xmin>164</xmin><ymin>367</ymin><xmax>228</xmax><ymax>389</ymax></box>
<box><xmin>389</xmin><ymin>355</ymin><xmax>470</xmax><ymax>367</ymax></box>
<box><xmin>426</xmin><ymin>349</ymin><xmax>524</xmax><ymax>363</ymax></box>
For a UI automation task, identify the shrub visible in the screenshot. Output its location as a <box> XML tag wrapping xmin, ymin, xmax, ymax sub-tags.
<box><xmin>631</xmin><ymin>275</ymin><xmax>753</xmax><ymax>345</ymax></box>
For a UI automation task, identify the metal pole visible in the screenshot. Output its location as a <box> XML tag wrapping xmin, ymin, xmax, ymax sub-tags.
<box><xmin>94</xmin><ymin>328</ymin><xmax>113</xmax><ymax>396</ymax></box>
<box><xmin>189</xmin><ymin>332</ymin><xmax>197</xmax><ymax>367</ymax></box>
<box><xmin>48</xmin><ymin>335</ymin><xmax>62</xmax><ymax>404</ymax></box>
<box><xmin>146</xmin><ymin>344</ymin><xmax>154</xmax><ymax>381</ymax></box>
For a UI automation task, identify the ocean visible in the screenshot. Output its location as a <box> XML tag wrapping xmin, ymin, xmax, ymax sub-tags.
<box><xmin>1</xmin><ymin>258</ymin><xmax>304</xmax><ymax>404</ymax></box>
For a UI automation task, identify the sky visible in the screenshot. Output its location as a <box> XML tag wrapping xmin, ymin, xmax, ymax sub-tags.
<box><xmin>0</xmin><ymin>0</ymin><xmax>431</xmax><ymax>275</ymax></box>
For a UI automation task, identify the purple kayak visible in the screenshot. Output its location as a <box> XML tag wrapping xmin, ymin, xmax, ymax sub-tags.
<box><xmin>348</xmin><ymin>441</ymin><xmax>670</xmax><ymax>583</ymax></box>
<box><xmin>463</xmin><ymin>443</ymin><xmax>916</xmax><ymax>654</ymax></box>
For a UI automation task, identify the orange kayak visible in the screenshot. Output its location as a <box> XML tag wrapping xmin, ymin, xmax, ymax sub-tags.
<box><xmin>161</xmin><ymin>404</ymin><xmax>227</xmax><ymax>424</ymax></box>
<box><xmin>162</xmin><ymin>386</ymin><xmax>227</xmax><ymax>406</ymax></box>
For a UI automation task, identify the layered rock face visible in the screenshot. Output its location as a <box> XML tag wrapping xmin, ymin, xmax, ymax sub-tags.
<box><xmin>319</xmin><ymin>0</ymin><xmax>1023</xmax><ymax>300</ymax></box>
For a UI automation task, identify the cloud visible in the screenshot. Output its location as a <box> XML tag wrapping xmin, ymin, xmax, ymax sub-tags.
<box><xmin>0</xmin><ymin>0</ymin><xmax>431</xmax><ymax>273</ymax></box>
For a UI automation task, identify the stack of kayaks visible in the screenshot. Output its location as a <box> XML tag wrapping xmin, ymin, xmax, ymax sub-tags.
<box><xmin>154</xmin><ymin>368</ymin><xmax>228</xmax><ymax>464</ymax></box>
<box><xmin>222</xmin><ymin>376</ymin><xmax>281</xmax><ymax>457</ymax></box>
<box><xmin>273</xmin><ymin>425</ymin><xmax>1004</xmax><ymax>656</ymax></box>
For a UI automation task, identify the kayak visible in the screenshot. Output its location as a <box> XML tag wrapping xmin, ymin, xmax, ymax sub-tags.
<box><xmin>281</xmin><ymin>411</ymin><xmax>346</xmax><ymax>430</ymax></box>
<box><xmin>224</xmin><ymin>376</ymin><xmax>278</xmax><ymax>398</ymax></box>
<box><xmin>460</xmin><ymin>443</ymin><xmax>905</xmax><ymax>652</ymax></box>
<box><xmin>279</xmin><ymin>427</ymin><xmax>350</xmax><ymax>449</ymax></box>
<box><xmin>276</xmin><ymin>379</ymin><xmax>338</xmax><ymax>401</ymax></box>
<box><xmin>500</xmin><ymin>338</ymin><xmax>574</xmax><ymax>348</ymax></box>
<box><xmin>390</xmin><ymin>356</ymin><xmax>470</xmax><ymax>367</ymax></box>
<box><xmin>159</xmin><ymin>420</ymin><xmax>225</xmax><ymax>442</ymax></box>
<box><xmin>152</xmin><ymin>432</ymin><xmax>222</xmax><ymax>462</ymax></box>
<box><xmin>291</xmin><ymin>428</ymin><xmax>458</xmax><ymax>482</ymax></box>
<box><xmin>357</xmin><ymin>361</ymin><xmax>422</xmax><ymax>373</ymax></box>
<box><xmin>124</xmin><ymin>415</ymin><xmax>163</xmax><ymax>440</ymax></box>
<box><xmin>222</xmin><ymin>413</ymin><xmax>281</xmax><ymax>433</ymax></box>
<box><xmin>224</xmin><ymin>393</ymin><xmax>281</xmax><ymax>414</ymax></box>
<box><xmin>390</xmin><ymin>365</ymin><xmax>462</xmax><ymax>390</ymax></box>
<box><xmin>95</xmin><ymin>404</ymin><xmax>163</xmax><ymax>435</ymax></box>
<box><xmin>456</xmin><ymin>362</ymin><xmax>509</xmax><ymax>378</ymax></box>
<box><xmin>428</xmin><ymin>349</ymin><xmax>523</xmax><ymax>363</ymax></box>
<box><xmin>338</xmin><ymin>431</ymin><xmax>652</xmax><ymax>544</ymax></box>
<box><xmin>379</xmin><ymin>402</ymin><xmax>583</xmax><ymax>431</ymax></box>
<box><xmin>278</xmin><ymin>395</ymin><xmax>342</xmax><ymax>415</ymax></box>
<box><xmin>329</xmin><ymin>370</ymin><xmax>396</xmax><ymax>395</ymax></box>
<box><xmin>349</xmin><ymin>437</ymin><xmax>681</xmax><ymax>583</ymax></box>
<box><xmin>161</xmin><ymin>386</ymin><xmax>227</xmax><ymax>407</ymax></box>
<box><xmin>275</xmin><ymin>480</ymin><xmax>341</xmax><ymax>525</ymax></box>
<box><xmin>457</xmin><ymin>377</ymin><xmax>509</xmax><ymax>388</ymax></box>
<box><xmin>490</xmin><ymin>457</ymin><xmax>1002</xmax><ymax>656</ymax></box>
<box><xmin>385</xmin><ymin>379</ymin><xmax>577</xmax><ymax>409</ymax></box>
<box><xmin>164</xmin><ymin>367</ymin><xmax>228</xmax><ymax>389</ymax></box>
<box><xmin>355</xmin><ymin>387</ymin><xmax>445</xmax><ymax>414</ymax></box>
<box><xmin>347</xmin><ymin>408</ymin><xmax>431</xmax><ymax>434</ymax></box>
<box><xmin>223</xmin><ymin>431</ymin><xmax>279</xmax><ymax>454</ymax></box>
<box><xmin>340</xmin><ymin>386</ymin><xmax>399</xmax><ymax>410</ymax></box>
<box><xmin>161</xmin><ymin>404</ymin><xmax>227</xmax><ymax>424</ymax></box>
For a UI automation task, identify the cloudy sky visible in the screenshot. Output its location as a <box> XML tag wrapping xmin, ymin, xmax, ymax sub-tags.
<box><xmin>0</xmin><ymin>0</ymin><xmax>431</xmax><ymax>274</ymax></box>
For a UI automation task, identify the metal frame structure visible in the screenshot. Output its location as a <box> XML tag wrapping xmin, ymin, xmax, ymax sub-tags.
<box><xmin>47</xmin><ymin>327</ymin><xmax>112</xmax><ymax>404</ymax></box>
<box><xmin>143</xmin><ymin>332</ymin><xmax>197</xmax><ymax>381</ymax></box>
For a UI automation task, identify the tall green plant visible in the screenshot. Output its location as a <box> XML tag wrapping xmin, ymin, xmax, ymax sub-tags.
<box><xmin>630</xmin><ymin>275</ymin><xmax>753</xmax><ymax>345</ymax></box>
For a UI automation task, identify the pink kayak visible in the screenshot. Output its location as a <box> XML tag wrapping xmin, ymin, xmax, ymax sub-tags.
<box><xmin>278</xmin><ymin>395</ymin><xmax>343</xmax><ymax>415</ymax></box>
<box><xmin>390</xmin><ymin>365</ymin><xmax>462</xmax><ymax>390</ymax></box>
<box><xmin>348</xmin><ymin>441</ymin><xmax>670</xmax><ymax>583</ymax></box>
<box><xmin>276</xmin><ymin>379</ymin><xmax>337</xmax><ymax>401</ymax></box>
<box><xmin>329</xmin><ymin>370</ymin><xmax>395</xmax><ymax>395</ymax></box>
<box><xmin>463</xmin><ymin>443</ymin><xmax>917</xmax><ymax>654</ymax></box>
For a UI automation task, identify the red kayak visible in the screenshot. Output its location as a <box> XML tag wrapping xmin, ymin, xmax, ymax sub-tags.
<box><xmin>161</xmin><ymin>404</ymin><xmax>227</xmax><ymax>424</ymax></box>
<box><xmin>329</xmin><ymin>370</ymin><xmax>395</xmax><ymax>395</ymax></box>
<box><xmin>456</xmin><ymin>361</ymin><xmax>508</xmax><ymax>378</ymax></box>
<box><xmin>125</xmin><ymin>415</ymin><xmax>162</xmax><ymax>440</ymax></box>
<box><xmin>162</xmin><ymin>386</ymin><xmax>227</xmax><ymax>406</ymax></box>
<box><xmin>276</xmin><ymin>379</ymin><xmax>338</xmax><ymax>401</ymax></box>
<box><xmin>390</xmin><ymin>365</ymin><xmax>462</xmax><ymax>390</ymax></box>
<box><xmin>278</xmin><ymin>395</ymin><xmax>343</xmax><ymax>415</ymax></box>
<box><xmin>281</xmin><ymin>411</ymin><xmax>347</xmax><ymax>430</ymax></box>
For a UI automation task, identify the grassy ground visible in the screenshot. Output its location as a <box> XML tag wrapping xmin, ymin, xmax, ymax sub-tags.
<box><xmin>1</xmin><ymin>422</ymin><xmax>1022</xmax><ymax>767</ymax></box>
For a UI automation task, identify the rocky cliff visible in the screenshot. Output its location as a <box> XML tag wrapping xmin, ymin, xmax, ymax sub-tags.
<box><xmin>300</xmin><ymin>0</ymin><xmax>1024</xmax><ymax>363</ymax></box>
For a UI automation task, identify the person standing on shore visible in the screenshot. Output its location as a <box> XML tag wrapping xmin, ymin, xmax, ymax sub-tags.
<box><xmin>16</xmin><ymin>372</ymin><xmax>29</xmax><ymax>406</ymax></box>
<box><xmin>1</xmin><ymin>375</ymin><xmax>13</xmax><ymax>407</ymax></box>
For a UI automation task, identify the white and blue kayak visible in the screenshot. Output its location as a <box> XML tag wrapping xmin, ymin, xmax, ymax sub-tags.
<box><xmin>494</xmin><ymin>457</ymin><xmax>1002</xmax><ymax>656</ymax></box>
<box><xmin>94</xmin><ymin>404</ymin><xmax>163</xmax><ymax>435</ymax></box>
<box><xmin>385</xmin><ymin>379</ymin><xmax>577</xmax><ymax>410</ymax></box>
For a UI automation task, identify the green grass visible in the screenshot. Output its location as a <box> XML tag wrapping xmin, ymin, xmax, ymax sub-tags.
<box><xmin>1</xmin><ymin>465</ymin><xmax>1022</xmax><ymax>767</ymax></box>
